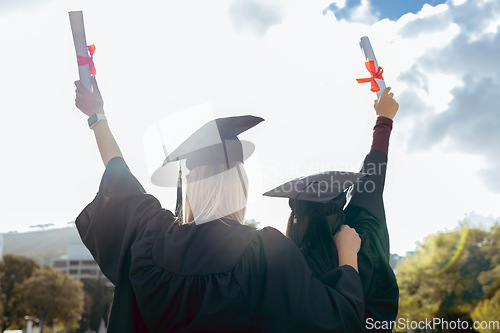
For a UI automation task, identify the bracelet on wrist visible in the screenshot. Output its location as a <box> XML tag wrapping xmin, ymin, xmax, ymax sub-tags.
<box><xmin>88</xmin><ymin>113</ymin><xmax>107</xmax><ymax>129</ymax></box>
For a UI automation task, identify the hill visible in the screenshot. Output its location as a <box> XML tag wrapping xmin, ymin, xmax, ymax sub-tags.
<box><xmin>1</xmin><ymin>226</ymin><xmax>80</xmax><ymax>266</ymax></box>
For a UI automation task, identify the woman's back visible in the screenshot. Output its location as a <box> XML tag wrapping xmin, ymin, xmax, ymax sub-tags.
<box><xmin>130</xmin><ymin>216</ymin><xmax>365</xmax><ymax>332</ymax></box>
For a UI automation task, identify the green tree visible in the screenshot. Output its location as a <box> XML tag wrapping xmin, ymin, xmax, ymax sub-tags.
<box><xmin>470</xmin><ymin>223</ymin><xmax>500</xmax><ymax>332</ymax></box>
<box><xmin>396</xmin><ymin>224</ymin><xmax>491</xmax><ymax>332</ymax></box>
<box><xmin>471</xmin><ymin>289</ymin><xmax>500</xmax><ymax>333</ymax></box>
<box><xmin>17</xmin><ymin>267</ymin><xmax>84</xmax><ymax>332</ymax></box>
<box><xmin>0</xmin><ymin>254</ymin><xmax>39</xmax><ymax>330</ymax></box>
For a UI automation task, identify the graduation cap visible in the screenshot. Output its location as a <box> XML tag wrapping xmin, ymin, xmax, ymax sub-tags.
<box><xmin>152</xmin><ymin>115</ymin><xmax>264</xmax><ymax>222</ymax></box>
<box><xmin>263</xmin><ymin>171</ymin><xmax>367</xmax><ymax>219</ymax></box>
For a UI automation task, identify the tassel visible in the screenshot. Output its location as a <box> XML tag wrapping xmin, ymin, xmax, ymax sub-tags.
<box><xmin>175</xmin><ymin>162</ymin><xmax>183</xmax><ymax>223</ymax></box>
<box><xmin>293</xmin><ymin>200</ymin><xmax>297</xmax><ymax>224</ymax></box>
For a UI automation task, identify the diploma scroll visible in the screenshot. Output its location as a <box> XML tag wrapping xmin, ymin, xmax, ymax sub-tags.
<box><xmin>69</xmin><ymin>11</ymin><xmax>92</xmax><ymax>91</ymax></box>
<box><xmin>359</xmin><ymin>36</ymin><xmax>386</xmax><ymax>99</ymax></box>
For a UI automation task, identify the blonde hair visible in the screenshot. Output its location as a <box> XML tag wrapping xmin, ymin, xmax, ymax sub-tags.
<box><xmin>185</xmin><ymin>162</ymin><xmax>248</xmax><ymax>225</ymax></box>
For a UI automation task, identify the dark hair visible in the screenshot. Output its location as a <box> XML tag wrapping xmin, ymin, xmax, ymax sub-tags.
<box><xmin>286</xmin><ymin>202</ymin><xmax>345</xmax><ymax>276</ymax></box>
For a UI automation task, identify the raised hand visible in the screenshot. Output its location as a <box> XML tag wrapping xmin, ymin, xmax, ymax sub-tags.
<box><xmin>334</xmin><ymin>225</ymin><xmax>361</xmax><ymax>272</ymax></box>
<box><xmin>75</xmin><ymin>76</ymin><xmax>104</xmax><ymax>117</ymax></box>
<box><xmin>374</xmin><ymin>87</ymin><xmax>399</xmax><ymax>120</ymax></box>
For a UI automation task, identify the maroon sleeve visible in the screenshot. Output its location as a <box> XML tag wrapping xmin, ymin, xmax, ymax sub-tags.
<box><xmin>370</xmin><ymin>116</ymin><xmax>393</xmax><ymax>155</ymax></box>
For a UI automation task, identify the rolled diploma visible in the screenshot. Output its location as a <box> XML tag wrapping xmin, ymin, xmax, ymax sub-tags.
<box><xmin>69</xmin><ymin>11</ymin><xmax>92</xmax><ymax>91</ymax></box>
<box><xmin>359</xmin><ymin>36</ymin><xmax>386</xmax><ymax>99</ymax></box>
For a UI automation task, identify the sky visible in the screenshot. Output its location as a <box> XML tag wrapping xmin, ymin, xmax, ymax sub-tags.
<box><xmin>0</xmin><ymin>0</ymin><xmax>499</xmax><ymax>256</ymax></box>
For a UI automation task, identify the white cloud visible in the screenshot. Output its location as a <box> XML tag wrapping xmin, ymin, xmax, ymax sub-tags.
<box><xmin>228</xmin><ymin>0</ymin><xmax>285</xmax><ymax>36</ymax></box>
<box><xmin>349</xmin><ymin>0</ymin><xmax>379</xmax><ymax>24</ymax></box>
<box><xmin>392</xmin><ymin>0</ymin><xmax>500</xmax><ymax>199</ymax></box>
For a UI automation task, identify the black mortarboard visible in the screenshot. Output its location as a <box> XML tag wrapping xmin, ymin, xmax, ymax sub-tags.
<box><xmin>154</xmin><ymin>115</ymin><xmax>264</xmax><ymax>172</ymax></box>
<box><xmin>263</xmin><ymin>171</ymin><xmax>367</xmax><ymax>204</ymax></box>
<box><xmin>152</xmin><ymin>115</ymin><xmax>264</xmax><ymax>221</ymax></box>
<box><xmin>263</xmin><ymin>171</ymin><xmax>367</xmax><ymax>217</ymax></box>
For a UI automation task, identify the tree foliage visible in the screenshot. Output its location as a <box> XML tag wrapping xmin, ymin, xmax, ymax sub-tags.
<box><xmin>81</xmin><ymin>279</ymin><xmax>113</xmax><ymax>331</ymax></box>
<box><xmin>471</xmin><ymin>289</ymin><xmax>500</xmax><ymax>333</ymax></box>
<box><xmin>17</xmin><ymin>267</ymin><xmax>84</xmax><ymax>331</ymax></box>
<box><xmin>396</xmin><ymin>222</ymin><xmax>500</xmax><ymax>332</ymax></box>
<box><xmin>469</xmin><ymin>223</ymin><xmax>500</xmax><ymax>332</ymax></box>
<box><xmin>0</xmin><ymin>254</ymin><xmax>39</xmax><ymax>330</ymax></box>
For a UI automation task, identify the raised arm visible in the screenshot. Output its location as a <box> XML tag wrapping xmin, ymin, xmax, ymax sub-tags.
<box><xmin>360</xmin><ymin>86</ymin><xmax>398</xmax><ymax>195</ymax></box>
<box><xmin>345</xmin><ymin>87</ymin><xmax>398</xmax><ymax>255</ymax></box>
<box><xmin>75</xmin><ymin>76</ymin><xmax>122</xmax><ymax>166</ymax></box>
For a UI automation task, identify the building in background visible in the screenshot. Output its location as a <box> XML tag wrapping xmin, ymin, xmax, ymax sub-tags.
<box><xmin>51</xmin><ymin>236</ymin><xmax>111</xmax><ymax>286</ymax></box>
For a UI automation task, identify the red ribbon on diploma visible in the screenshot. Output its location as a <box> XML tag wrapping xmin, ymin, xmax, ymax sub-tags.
<box><xmin>356</xmin><ymin>60</ymin><xmax>383</xmax><ymax>92</ymax></box>
<box><xmin>77</xmin><ymin>44</ymin><xmax>96</xmax><ymax>75</ymax></box>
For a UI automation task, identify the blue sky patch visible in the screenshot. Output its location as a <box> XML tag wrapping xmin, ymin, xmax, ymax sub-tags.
<box><xmin>325</xmin><ymin>0</ymin><xmax>448</xmax><ymax>21</ymax></box>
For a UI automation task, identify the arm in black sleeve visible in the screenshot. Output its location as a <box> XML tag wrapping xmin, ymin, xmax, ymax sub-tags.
<box><xmin>240</xmin><ymin>228</ymin><xmax>365</xmax><ymax>332</ymax></box>
<box><xmin>76</xmin><ymin>157</ymin><xmax>174</xmax><ymax>284</ymax></box>
<box><xmin>345</xmin><ymin>116</ymin><xmax>393</xmax><ymax>258</ymax></box>
<box><xmin>343</xmin><ymin>117</ymin><xmax>399</xmax><ymax>329</ymax></box>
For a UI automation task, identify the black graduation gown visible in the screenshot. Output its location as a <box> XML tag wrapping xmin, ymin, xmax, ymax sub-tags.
<box><xmin>343</xmin><ymin>149</ymin><xmax>399</xmax><ymax>332</ymax></box>
<box><xmin>299</xmin><ymin>149</ymin><xmax>399</xmax><ymax>332</ymax></box>
<box><xmin>76</xmin><ymin>157</ymin><xmax>365</xmax><ymax>332</ymax></box>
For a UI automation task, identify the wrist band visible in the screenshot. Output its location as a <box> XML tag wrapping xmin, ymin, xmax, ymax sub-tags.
<box><xmin>88</xmin><ymin>113</ymin><xmax>107</xmax><ymax>129</ymax></box>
